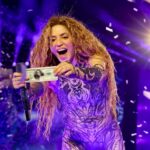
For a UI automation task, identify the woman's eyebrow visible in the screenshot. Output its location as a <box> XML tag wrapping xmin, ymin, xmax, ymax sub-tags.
<box><xmin>50</xmin><ymin>32</ymin><xmax>69</xmax><ymax>39</ymax></box>
<box><xmin>59</xmin><ymin>33</ymin><xmax>69</xmax><ymax>37</ymax></box>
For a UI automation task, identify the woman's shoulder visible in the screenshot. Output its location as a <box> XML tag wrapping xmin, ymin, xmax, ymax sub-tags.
<box><xmin>88</xmin><ymin>54</ymin><xmax>106</xmax><ymax>69</ymax></box>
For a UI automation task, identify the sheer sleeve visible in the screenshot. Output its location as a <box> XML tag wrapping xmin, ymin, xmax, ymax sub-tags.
<box><xmin>74</xmin><ymin>64</ymin><xmax>106</xmax><ymax>82</ymax></box>
<box><xmin>74</xmin><ymin>55</ymin><xmax>107</xmax><ymax>82</ymax></box>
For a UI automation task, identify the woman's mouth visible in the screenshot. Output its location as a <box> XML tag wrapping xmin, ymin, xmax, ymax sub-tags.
<box><xmin>57</xmin><ymin>48</ymin><xmax>68</xmax><ymax>55</ymax></box>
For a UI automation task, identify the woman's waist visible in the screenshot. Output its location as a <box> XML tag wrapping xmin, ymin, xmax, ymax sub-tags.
<box><xmin>65</xmin><ymin>113</ymin><xmax>115</xmax><ymax>129</ymax></box>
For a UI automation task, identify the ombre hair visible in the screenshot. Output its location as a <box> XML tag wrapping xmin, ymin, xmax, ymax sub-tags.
<box><xmin>30</xmin><ymin>15</ymin><xmax>118</xmax><ymax>140</ymax></box>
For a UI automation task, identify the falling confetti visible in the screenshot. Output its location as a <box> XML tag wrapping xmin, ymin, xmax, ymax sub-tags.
<box><xmin>143</xmin><ymin>90</ymin><xmax>150</xmax><ymax>99</ymax></box>
<box><xmin>105</xmin><ymin>27</ymin><xmax>113</xmax><ymax>32</ymax></box>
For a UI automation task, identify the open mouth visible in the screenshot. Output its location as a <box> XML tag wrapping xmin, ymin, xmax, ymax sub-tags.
<box><xmin>57</xmin><ymin>48</ymin><xmax>67</xmax><ymax>55</ymax></box>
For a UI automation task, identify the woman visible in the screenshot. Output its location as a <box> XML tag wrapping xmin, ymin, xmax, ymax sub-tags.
<box><xmin>13</xmin><ymin>16</ymin><xmax>125</xmax><ymax>150</ymax></box>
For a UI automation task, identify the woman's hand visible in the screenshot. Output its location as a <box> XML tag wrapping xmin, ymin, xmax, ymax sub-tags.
<box><xmin>12</xmin><ymin>72</ymin><xmax>26</xmax><ymax>89</ymax></box>
<box><xmin>54</xmin><ymin>62</ymin><xmax>75</xmax><ymax>77</ymax></box>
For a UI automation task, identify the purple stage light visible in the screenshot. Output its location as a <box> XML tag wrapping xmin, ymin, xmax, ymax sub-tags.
<box><xmin>108</xmin><ymin>48</ymin><xmax>137</xmax><ymax>62</ymax></box>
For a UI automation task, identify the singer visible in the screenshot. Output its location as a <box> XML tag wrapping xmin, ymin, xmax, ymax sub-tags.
<box><xmin>12</xmin><ymin>16</ymin><xmax>125</xmax><ymax>150</ymax></box>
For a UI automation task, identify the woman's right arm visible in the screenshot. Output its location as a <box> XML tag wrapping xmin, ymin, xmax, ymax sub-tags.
<box><xmin>12</xmin><ymin>72</ymin><xmax>44</xmax><ymax>100</ymax></box>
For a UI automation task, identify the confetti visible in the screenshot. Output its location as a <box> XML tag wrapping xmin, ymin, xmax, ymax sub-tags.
<box><xmin>6</xmin><ymin>53</ymin><xmax>11</xmax><ymax>58</ymax></box>
<box><xmin>137</xmin><ymin>124</ymin><xmax>143</xmax><ymax>128</ymax></box>
<box><xmin>109</xmin><ymin>22</ymin><xmax>112</xmax><ymax>27</ymax></box>
<box><xmin>1</xmin><ymin>50</ymin><xmax>5</xmax><ymax>54</ymax></box>
<box><xmin>143</xmin><ymin>90</ymin><xmax>150</xmax><ymax>99</ymax></box>
<box><xmin>12</xmin><ymin>62</ymin><xmax>16</xmax><ymax>66</ymax></box>
<box><xmin>125</xmin><ymin>80</ymin><xmax>128</xmax><ymax>84</ymax></box>
<box><xmin>130</xmin><ymin>100</ymin><xmax>135</xmax><ymax>104</ymax></box>
<box><xmin>131</xmin><ymin>133</ymin><xmax>137</xmax><ymax>136</ymax></box>
<box><xmin>133</xmin><ymin>8</ymin><xmax>138</xmax><ymax>12</ymax></box>
<box><xmin>144</xmin><ymin>86</ymin><xmax>148</xmax><ymax>90</ymax></box>
<box><xmin>114</xmin><ymin>34</ymin><xmax>119</xmax><ymax>39</ymax></box>
<box><xmin>105</xmin><ymin>27</ymin><xmax>113</xmax><ymax>32</ymax></box>
<box><xmin>143</xmin><ymin>130</ymin><xmax>149</xmax><ymax>134</ymax></box>
<box><xmin>143</xmin><ymin>18</ymin><xmax>146</xmax><ymax>23</ymax></box>
<box><xmin>127</xmin><ymin>0</ymin><xmax>135</xmax><ymax>2</ymax></box>
<box><xmin>130</xmin><ymin>140</ymin><xmax>135</xmax><ymax>144</ymax></box>
<box><xmin>9</xmin><ymin>41</ymin><xmax>13</xmax><ymax>44</ymax></box>
<box><xmin>125</xmin><ymin>41</ymin><xmax>131</xmax><ymax>45</ymax></box>
<box><xmin>138</xmin><ymin>134</ymin><xmax>143</xmax><ymax>138</ymax></box>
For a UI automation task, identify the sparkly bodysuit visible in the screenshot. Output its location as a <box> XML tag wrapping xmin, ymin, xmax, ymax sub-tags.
<box><xmin>55</xmin><ymin>65</ymin><xmax>125</xmax><ymax>150</ymax></box>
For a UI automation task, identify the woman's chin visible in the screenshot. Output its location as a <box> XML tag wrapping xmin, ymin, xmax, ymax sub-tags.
<box><xmin>58</xmin><ymin>57</ymin><xmax>70</xmax><ymax>62</ymax></box>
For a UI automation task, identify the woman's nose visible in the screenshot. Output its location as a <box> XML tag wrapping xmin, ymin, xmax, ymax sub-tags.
<box><xmin>56</xmin><ymin>39</ymin><xmax>63</xmax><ymax>47</ymax></box>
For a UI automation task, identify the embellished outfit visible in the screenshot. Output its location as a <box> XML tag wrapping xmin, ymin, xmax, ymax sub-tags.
<box><xmin>55</xmin><ymin>64</ymin><xmax>125</xmax><ymax>150</ymax></box>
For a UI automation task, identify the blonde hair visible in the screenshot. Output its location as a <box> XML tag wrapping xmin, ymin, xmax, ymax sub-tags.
<box><xmin>30</xmin><ymin>15</ymin><xmax>118</xmax><ymax>140</ymax></box>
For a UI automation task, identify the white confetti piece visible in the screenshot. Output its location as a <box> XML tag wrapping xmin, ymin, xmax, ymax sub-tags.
<box><xmin>127</xmin><ymin>0</ymin><xmax>135</xmax><ymax>2</ymax></box>
<box><xmin>137</xmin><ymin>124</ymin><xmax>142</xmax><ymax>128</ymax></box>
<box><xmin>6</xmin><ymin>53</ymin><xmax>11</xmax><ymax>58</ymax></box>
<box><xmin>133</xmin><ymin>8</ymin><xmax>138</xmax><ymax>12</ymax></box>
<box><xmin>138</xmin><ymin>134</ymin><xmax>143</xmax><ymax>138</ymax></box>
<box><xmin>1</xmin><ymin>51</ymin><xmax>5</xmax><ymax>54</ymax></box>
<box><xmin>125</xmin><ymin>41</ymin><xmax>131</xmax><ymax>45</ymax></box>
<box><xmin>143</xmin><ymin>90</ymin><xmax>150</xmax><ymax>99</ymax></box>
<box><xmin>130</xmin><ymin>100</ymin><xmax>135</xmax><ymax>104</ymax></box>
<box><xmin>130</xmin><ymin>140</ymin><xmax>135</xmax><ymax>144</ymax></box>
<box><xmin>143</xmin><ymin>18</ymin><xmax>146</xmax><ymax>23</ymax></box>
<box><xmin>114</xmin><ymin>35</ymin><xmax>119</xmax><ymax>39</ymax></box>
<box><xmin>131</xmin><ymin>133</ymin><xmax>137</xmax><ymax>136</ymax></box>
<box><xmin>7</xmin><ymin>134</ymin><xmax>13</xmax><ymax>137</ymax></box>
<box><xmin>9</xmin><ymin>41</ymin><xmax>13</xmax><ymax>44</ymax></box>
<box><xmin>109</xmin><ymin>22</ymin><xmax>112</xmax><ymax>27</ymax></box>
<box><xmin>143</xmin><ymin>130</ymin><xmax>149</xmax><ymax>134</ymax></box>
<box><xmin>105</xmin><ymin>27</ymin><xmax>113</xmax><ymax>32</ymax></box>
<box><xmin>144</xmin><ymin>86</ymin><xmax>148</xmax><ymax>90</ymax></box>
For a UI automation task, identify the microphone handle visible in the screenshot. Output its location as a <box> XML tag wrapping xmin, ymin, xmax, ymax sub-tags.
<box><xmin>16</xmin><ymin>63</ymin><xmax>31</xmax><ymax>121</ymax></box>
<box><xmin>20</xmin><ymin>87</ymin><xmax>31</xmax><ymax>121</ymax></box>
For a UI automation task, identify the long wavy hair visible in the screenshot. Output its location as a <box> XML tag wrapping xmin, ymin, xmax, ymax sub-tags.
<box><xmin>30</xmin><ymin>15</ymin><xmax>118</xmax><ymax>140</ymax></box>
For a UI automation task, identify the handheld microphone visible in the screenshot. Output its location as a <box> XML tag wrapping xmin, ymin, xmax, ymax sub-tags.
<box><xmin>16</xmin><ymin>63</ymin><xmax>31</xmax><ymax>121</ymax></box>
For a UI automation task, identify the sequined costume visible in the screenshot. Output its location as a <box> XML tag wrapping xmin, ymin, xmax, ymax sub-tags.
<box><xmin>55</xmin><ymin>64</ymin><xmax>125</xmax><ymax>150</ymax></box>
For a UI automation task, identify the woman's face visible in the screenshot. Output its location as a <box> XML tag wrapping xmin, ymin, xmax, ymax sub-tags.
<box><xmin>50</xmin><ymin>24</ymin><xmax>76</xmax><ymax>63</ymax></box>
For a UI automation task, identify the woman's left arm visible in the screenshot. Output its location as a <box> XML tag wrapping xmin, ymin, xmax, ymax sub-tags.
<box><xmin>54</xmin><ymin>55</ymin><xmax>107</xmax><ymax>82</ymax></box>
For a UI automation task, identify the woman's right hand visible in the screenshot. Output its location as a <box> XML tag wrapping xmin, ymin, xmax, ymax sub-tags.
<box><xmin>12</xmin><ymin>72</ymin><xmax>26</xmax><ymax>89</ymax></box>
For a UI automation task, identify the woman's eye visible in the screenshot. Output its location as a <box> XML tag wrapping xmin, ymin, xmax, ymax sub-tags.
<box><xmin>63</xmin><ymin>36</ymin><xmax>68</xmax><ymax>39</ymax></box>
<box><xmin>51</xmin><ymin>39</ymin><xmax>55</xmax><ymax>42</ymax></box>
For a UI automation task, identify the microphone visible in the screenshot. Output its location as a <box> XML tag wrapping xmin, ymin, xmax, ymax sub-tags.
<box><xmin>16</xmin><ymin>63</ymin><xmax>31</xmax><ymax>121</ymax></box>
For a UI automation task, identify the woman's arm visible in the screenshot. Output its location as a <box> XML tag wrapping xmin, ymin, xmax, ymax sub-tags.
<box><xmin>12</xmin><ymin>72</ymin><xmax>44</xmax><ymax>101</ymax></box>
<box><xmin>74</xmin><ymin>55</ymin><xmax>106</xmax><ymax>82</ymax></box>
<box><xmin>54</xmin><ymin>55</ymin><xmax>107</xmax><ymax>82</ymax></box>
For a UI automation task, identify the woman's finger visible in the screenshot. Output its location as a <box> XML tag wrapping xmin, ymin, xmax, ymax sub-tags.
<box><xmin>64</xmin><ymin>70</ymin><xmax>73</xmax><ymax>76</ymax></box>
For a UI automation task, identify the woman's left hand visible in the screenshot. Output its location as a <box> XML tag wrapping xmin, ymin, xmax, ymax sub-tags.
<box><xmin>54</xmin><ymin>62</ymin><xmax>75</xmax><ymax>77</ymax></box>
